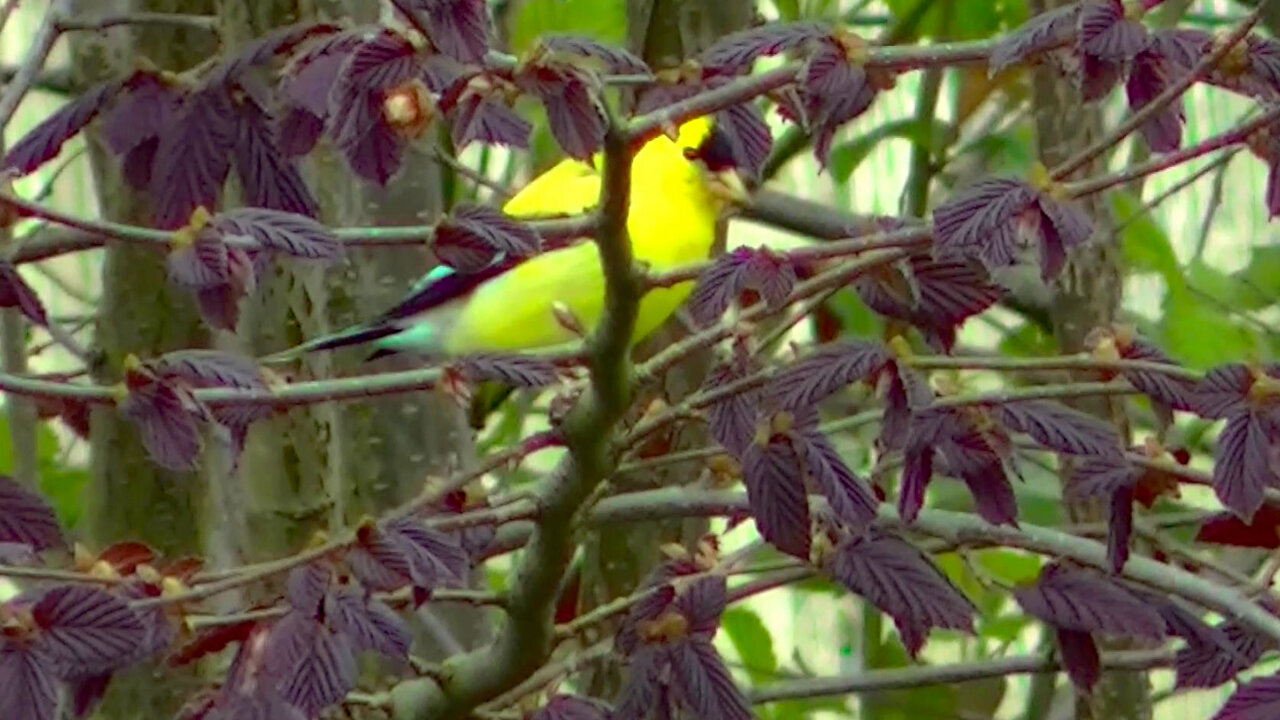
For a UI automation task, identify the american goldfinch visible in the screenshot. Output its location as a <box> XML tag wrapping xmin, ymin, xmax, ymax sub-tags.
<box><xmin>264</xmin><ymin>116</ymin><xmax>746</xmax><ymax>363</ymax></box>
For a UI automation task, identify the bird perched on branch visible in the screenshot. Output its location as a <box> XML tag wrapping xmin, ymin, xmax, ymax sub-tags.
<box><xmin>262</xmin><ymin>116</ymin><xmax>747</xmax><ymax>365</ymax></box>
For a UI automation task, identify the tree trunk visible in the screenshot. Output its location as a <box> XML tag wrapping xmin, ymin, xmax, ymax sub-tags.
<box><xmin>1028</xmin><ymin>1</ymin><xmax>1146</xmax><ymax>718</ymax></box>
<box><xmin>68</xmin><ymin>1</ymin><xmax>219</xmax><ymax>716</ymax></box>
<box><xmin>576</xmin><ymin>0</ymin><xmax>754</xmax><ymax>699</ymax></box>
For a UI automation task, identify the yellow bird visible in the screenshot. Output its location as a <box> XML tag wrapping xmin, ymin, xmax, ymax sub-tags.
<box><xmin>266</xmin><ymin>116</ymin><xmax>746</xmax><ymax>362</ymax></box>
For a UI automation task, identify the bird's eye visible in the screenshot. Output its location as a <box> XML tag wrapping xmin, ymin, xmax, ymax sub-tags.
<box><xmin>682</xmin><ymin>147</ymin><xmax>700</xmax><ymax>161</ymax></box>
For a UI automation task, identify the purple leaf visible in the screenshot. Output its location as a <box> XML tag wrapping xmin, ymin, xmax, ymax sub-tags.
<box><xmin>898</xmin><ymin>448</ymin><xmax>933</xmax><ymax>525</ymax></box>
<box><xmin>1078</xmin><ymin>0</ymin><xmax>1150</xmax><ymax>62</ymax></box>
<box><xmin>793</xmin><ymin>432</ymin><xmax>877</xmax><ymax>529</ymax></box>
<box><xmin>324</xmin><ymin>588</ymin><xmax>411</xmax><ymax>659</ymax></box>
<box><xmin>67</xmin><ymin>673</ymin><xmax>111</xmax><ymax>719</ymax></box>
<box><xmin>328</xmin><ymin>31</ymin><xmax>419</xmax><ymax>184</ymax></box>
<box><xmin>769</xmin><ymin>340</ymin><xmax>890</xmax><ymax>411</ymax></box>
<box><xmin>209</xmin><ymin>22</ymin><xmax>342</xmax><ymax>87</ymax></box>
<box><xmin>540</xmin><ymin>35</ymin><xmax>649</xmax><ymax>75</ymax></box>
<box><xmin>270</xmin><ymin>615</ymin><xmax>357</xmax><ymax>718</ymax></box>
<box><xmin>828</xmin><ymin>531</ymin><xmax>975</xmax><ymax>656</ymax></box>
<box><xmin>383</xmin><ymin>517</ymin><xmax>470</xmax><ymax>590</ymax></box>
<box><xmin>674</xmin><ymin>576</ymin><xmax>728</xmax><ymax>639</ymax></box>
<box><xmin>0</xmin><ymin>475</ymin><xmax>64</xmax><ymax>551</ymax></box>
<box><xmin>856</xmin><ymin>255</ymin><xmax>1004</xmax><ymax>353</ymax></box>
<box><xmin>31</xmin><ymin>585</ymin><xmax>146</xmax><ymax>677</ymax></box>
<box><xmin>1056</xmin><ymin>628</ymin><xmax>1100</xmax><ymax>691</ymax></box>
<box><xmin>0</xmin><ymin>645</ymin><xmax>56</xmax><ymax>720</ymax></box>
<box><xmin>798</xmin><ymin>43</ymin><xmax>877</xmax><ymax>166</ymax></box>
<box><xmin>286</xmin><ymin>563</ymin><xmax>331</xmax><ymax>613</ymax></box>
<box><xmin>1080</xmin><ymin>54</ymin><xmax>1123</xmax><ymax>101</ymax></box>
<box><xmin>435</xmin><ymin>205</ymin><xmax>542</xmax><ymax>272</ymax></box>
<box><xmin>948</xmin><ymin>450</ymin><xmax>1020</xmax><ymax>527</ymax></box>
<box><xmin>1013</xmin><ymin>562</ymin><xmax>1166</xmax><ymax>639</ymax></box>
<box><xmin>101</xmin><ymin>73</ymin><xmax>180</xmax><ymax>165</ymax></box>
<box><xmin>699</xmin><ymin>22</ymin><xmax>829</xmax><ymax>75</ymax></box>
<box><xmin>616</xmin><ymin>585</ymin><xmax>677</xmax><ymax>657</ymax></box>
<box><xmin>669</xmin><ymin>640</ymin><xmax>752</xmax><ymax>720</ymax></box>
<box><xmin>1213</xmin><ymin>412</ymin><xmax>1278</xmax><ymax>522</ymax></box>
<box><xmin>533</xmin><ymin>695</ymin><xmax>610</xmax><ymax>720</ymax></box>
<box><xmin>705</xmin><ymin>353</ymin><xmax>764</xmax><ymax>457</ymax></box>
<box><xmin>932</xmin><ymin>176</ymin><xmax>1038</xmax><ymax>254</ymax></box>
<box><xmin>1214</xmin><ymin>673</ymin><xmax>1280</xmax><ymax>720</ymax></box>
<box><xmin>522</xmin><ymin>67</ymin><xmax>606</xmax><ymax>161</ymax></box>
<box><xmin>743</xmin><ymin>434</ymin><xmax>812</xmax><ymax>559</ymax></box>
<box><xmin>614</xmin><ymin>647</ymin><xmax>669</xmax><ymax>720</ymax></box>
<box><xmin>997</xmin><ymin>400</ymin><xmax>1123</xmax><ymax>457</ymax></box>
<box><xmin>149</xmin><ymin>87</ymin><xmax>237</xmax><ymax>229</ymax></box>
<box><xmin>713</xmin><ymin>101</ymin><xmax>772</xmax><ymax>178</ymax></box>
<box><xmin>448</xmin><ymin>90</ymin><xmax>532</xmax><ymax>150</ymax></box>
<box><xmin>1127</xmin><ymin>51</ymin><xmax>1184</xmax><ymax>152</ymax></box>
<box><xmin>283</xmin><ymin>32</ymin><xmax>366</xmax><ymax>119</ymax></box>
<box><xmin>208</xmin><ymin>207</ymin><xmax>340</xmax><ymax>261</ymax></box>
<box><xmin>689</xmin><ymin>247</ymin><xmax>795</xmax><ymax>326</ymax></box>
<box><xmin>989</xmin><ymin>4</ymin><xmax>1080</xmax><ymax>74</ymax></box>
<box><xmin>0</xmin><ymin>261</ymin><xmax>46</xmax><ymax>327</ymax></box>
<box><xmin>119</xmin><ymin>380</ymin><xmax>204</xmax><ymax>472</ymax></box>
<box><xmin>1115</xmin><ymin>334</ymin><xmax>1196</xmax><ymax>411</ymax></box>
<box><xmin>2</xmin><ymin>81</ymin><xmax>118</xmax><ymax>176</ymax></box>
<box><xmin>1178</xmin><ymin>620</ymin><xmax>1271</xmax><ymax>689</ymax></box>
<box><xmin>1107</xmin><ymin>485</ymin><xmax>1134</xmax><ymax>573</ymax></box>
<box><xmin>232</xmin><ymin>98</ymin><xmax>318</xmax><ymax>216</ymax></box>
<box><xmin>150</xmin><ymin>350</ymin><xmax>266</xmax><ymax>391</ymax></box>
<box><xmin>457</xmin><ymin>354</ymin><xmax>558</xmax><ymax>387</ymax></box>
<box><xmin>407</xmin><ymin>0</ymin><xmax>491</xmax><ymax>63</ymax></box>
<box><xmin>1193</xmin><ymin>364</ymin><xmax>1259</xmax><ymax>419</ymax></box>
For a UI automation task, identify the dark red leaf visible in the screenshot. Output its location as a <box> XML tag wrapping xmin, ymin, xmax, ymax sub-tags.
<box><xmin>997</xmin><ymin>400</ymin><xmax>1123</xmax><ymax>457</ymax></box>
<box><xmin>705</xmin><ymin>352</ymin><xmax>763</xmax><ymax>457</ymax></box>
<box><xmin>1078</xmin><ymin>0</ymin><xmax>1149</xmax><ymax>62</ymax></box>
<box><xmin>1056</xmin><ymin>628</ymin><xmax>1100</xmax><ymax>691</ymax></box>
<box><xmin>669</xmin><ymin>640</ymin><xmax>751</xmax><ymax>720</ymax></box>
<box><xmin>794</xmin><ymin>432</ymin><xmax>877</xmax><ymax>529</ymax></box>
<box><xmin>616</xmin><ymin>585</ymin><xmax>677</xmax><ymax>657</ymax></box>
<box><xmin>989</xmin><ymin>4</ymin><xmax>1080</xmax><ymax>74</ymax></box>
<box><xmin>120</xmin><ymin>138</ymin><xmax>160</xmax><ymax>190</ymax></box>
<box><xmin>1127</xmin><ymin>52</ymin><xmax>1183</xmax><ymax>152</ymax></box>
<box><xmin>1213</xmin><ymin>672</ymin><xmax>1280</xmax><ymax>720</ymax></box>
<box><xmin>0</xmin><ymin>476</ymin><xmax>62</xmax><ymax>552</ymax></box>
<box><xmin>435</xmin><ymin>204</ymin><xmax>541</xmax><ymax>272</ymax></box>
<box><xmin>286</xmin><ymin>563</ymin><xmax>331</xmax><ymax>613</ymax></box>
<box><xmin>168</xmin><ymin>618</ymin><xmax>257</xmax><ymax>668</ymax></box>
<box><xmin>0</xmin><ymin>645</ymin><xmax>56</xmax><ymax>720</ymax></box>
<box><xmin>1106</xmin><ymin>485</ymin><xmax>1134</xmax><ymax>573</ymax></box>
<box><xmin>2</xmin><ymin>81</ymin><xmax>118</xmax><ymax>176</ymax></box>
<box><xmin>1213</xmin><ymin>412</ymin><xmax>1278</xmax><ymax>522</ymax></box>
<box><xmin>119</xmin><ymin>380</ymin><xmax>204</xmax><ymax>471</ymax></box>
<box><xmin>1079</xmin><ymin>53</ymin><xmax>1123</xmax><ymax>101</ymax></box>
<box><xmin>0</xmin><ymin>261</ymin><xmax>45</xmax><ymax>328</ymax></box>
<box><xmin>769</xmin><ymin>340</ymin><xmax>890</xmax><ymax>411</ymax></box>
<box><xmin>1197</xmin><ymin>505</ymin><xmax>1280</xmax><ymax>549</ymax></box>
<box><xmin>95</xmin><ymin>542</ymin><xmax>155</xmax><ymax>576</ymax></box>
<box><xmin>282</xmin><ymin>33</ymin><xmax>365</xmax><ymax>119</ymax></box>
<box><xmin>324</xmin><ymin>588</ymin><xmax>411</xmax><ymax>659</ymax></box>
<box><xmin>713</xmin><ymin>101</ymin><xmax>772</xmax><ymax>178</ymax></box>
<box><xmin>857</xmin><ymin>255</ymin><xmax>1003</xmax><ymax>353</ymax></box>
<box><xmin>166</xmin><ymin>232</ymin><xmax>233</xmax><ymax>290</ymax></box>
<box><xmin>699</xmin><ymin>22</ymin><xmax>829</xmax><ymax>75</ymax></box>
<box><xmin>31</xmin><ymin>585</ymin><xmax>147</xmax><ymax>677</ymax></box>
<box><xmin>533</xmin><ymin>695</ymin><xmax>609</xmax><ymax>720</ymax></box>
<box><xmin>898</xmin><ymin>449</ymin><xmax>933</xmax><ymax>525</ymax></box>
<box><xmin>1178</xmin><ymin>620</ymin><xmax>1271</xmax><ymax>689</ymax></box>
<box><xmin>149</xmin><ymin>87</ymin><xmax>237</xmax><ymax>229</ymax></box>
<box><xmin>1013</xmin><ymin>562</ymin><xmax>1165</xmax><ymax>639</ymax></box>
<box><xmin>150</xmin><ymin>350</ymin><xmax>266</xmax><ymax>391</ymax></box>
<box><xmin>327</xmin><ymin>31</ymin><xmax>419</xmax><ymax>184</ymax></box>
<box><xmin>742</xmin><ymin>435</ymin><xmax>812</xmax><ymax>559</ymax></box>
<box><xmin>448</xmin><ymin>91</ymin><xmax>531</xmax><ymax>150</ymax></box>
<box><xmin>232</xmin><ymin>98</ymin><xmax>318</xmax><ymax>216</ymax></box>
<box><xmin>209</xmin><ymin>22</ymin><xmax>342</xmax><ymax>87</ymax></box>
<box><xmin>208</xmin><ymin>207</ymin><xmax>340</xmax><ymax>261</ymax></box>
<box><xmin>1114</xmin><ymin>334</ymin><xmax>1196</xmax><ymax>411</ymax></box>
<box><xmin>1069</xmin><ymin>455</ymin><xmax>1140</xmax><ymax>498</ymax></box>
<box><xmin>949</xmin><ymin>451</ymin><xmax>1020</xmax><ymax>527</ymax></box>
<box><xmin>540</xmin><ymin>35</ymin><xmax>648</xmax><ymax>75</ymax></box>
<box><xmin>67</xmin><ymin>673</ymin><xmax>111</xmax><ymax>719</ymax></box>
<box><xmin>828</xmin><ymin>531</ymin><xmax>975</xmax><ymax>656</ymax></box>
<box><xmin>1036</xmin><ymin>197</ymin><xmax>1094</xmax><ymax>279</ymax></box>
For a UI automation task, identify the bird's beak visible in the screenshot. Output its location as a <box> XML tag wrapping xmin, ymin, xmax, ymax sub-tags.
<box><xmin>708</xmin><ymin>169</ymin><xmax>751</xmax><ymax>208</ymax></box>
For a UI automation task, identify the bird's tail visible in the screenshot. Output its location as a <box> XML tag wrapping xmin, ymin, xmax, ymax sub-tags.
<box><xmin>258</xmin><ymin>324</ymin><xmax>403</xmax><ymax>365</ymax></box>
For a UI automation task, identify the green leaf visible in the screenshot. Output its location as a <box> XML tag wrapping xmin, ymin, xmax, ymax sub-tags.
<box><xmin>885</xmin><ymin>0</ymin><xmax>1025</xmax><ymax>40</ymax></box>
<box><xmin>998</xmin><ymin>321</ymin><xmax>1056</xmax><ymax>357</ymax></box>
<box><xmin>1161</xmin><ymin>286</ymin><xmax>1265</xmax><ymax>369</ymax></box>
<box><xmin>509</xmin><ymin>0</ymin><xmax>627</xmax><ymax>56</ymax></box>
<box><xmin>975</xmin><ymin>549</ymin><xmax>1041</xmax><ymax>586</ymax></box>
<box><xmin>827</xmin><ymin>118</ymin><xmax>949</xmax><ymax>184</ymax></box>
<box><xmin>1238</xmin><ymin>246</ymin><xmax>1280</xmax><ymax>308</ymax></box>
<box><xmin>721</xmin><ymin>607</ymin><xmax>778</xmax><ymax>684</ymax></box>
<box><xmin>817</xmin><ymin>288</ymin><xmax>884</xmax><ymax>338</ymax></box>
<box><xmin>865</xmin><ymin>639</ymin><xmax>958</xmax><ymax>719</ymax></box>
<box><xmin>1112</xmin><ymin>190</ymin><xmax>1182</xmax><ymax>289</ymax></box>
<box><xmin>980</xmin><ymin>613</ymin><xmax>1030</xmax><ymax>643</ymax></box>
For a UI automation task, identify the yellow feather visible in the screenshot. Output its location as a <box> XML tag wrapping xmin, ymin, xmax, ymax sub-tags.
<box><xmin>441</xmin><ymin>117</ymin><xmax>723</xmax><ymax>355</ymax></box>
